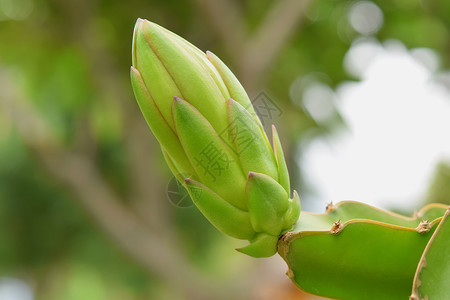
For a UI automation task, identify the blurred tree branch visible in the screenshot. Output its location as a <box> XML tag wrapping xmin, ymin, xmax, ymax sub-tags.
<box><xmin>192</xmin><ymin>0</ymin><xmax>246</xmax><ymax>60</ymax></box>
<box><xmin>194</xmin><ymin>0</ymin><xmax>314</xmax><ymax>92</ymax></box>
<box><xmin>241</xmin><ymin>0</ymin><xmax>314</xmax><ymax>92</ymax></box>
<box><xmin>59</xmin><ymin>0</ymin><xmax>170</xmax><ymax>231</ymax></box>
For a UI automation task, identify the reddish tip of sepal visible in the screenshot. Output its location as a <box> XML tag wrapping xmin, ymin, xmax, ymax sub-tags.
<box><xmin>226</xmin><ymin>98</ymin><xmax>236</xmax><ymax>110</ymax></box>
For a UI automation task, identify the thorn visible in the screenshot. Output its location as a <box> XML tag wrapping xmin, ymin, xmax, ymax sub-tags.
<box><xmin>330</xmin><ymin>219</ymin><xmax>342</xmax><ymax>235</ymax></box>
<box><xmin>416</xmin><ymin>219</ymin><xmax>431</xmax><ymax>234</ymax></box>
<box><xmin>326</xmin><ymin>201</ymin><xmax>336</xmax><ymax>213</ymax></box>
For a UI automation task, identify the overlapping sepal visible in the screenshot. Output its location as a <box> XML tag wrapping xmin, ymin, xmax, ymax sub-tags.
<box><xmin>227</xmin><ymin>99</ymin><xmax>278</xmax><ymax>181</ymax></box>
<box><xmin>283</xmin><ymin>190</ymin><xmax>301</xmax><ymax>230</ymax></box>
<box><xmin>206</xmin><ymin>51</ymin><xmax>259</xmax><ymax>120</ymax></box>
<box><xmin>246</xmin><ymin>172</ymin><xmax>289</xmax><ymax>236</ymax></box>
<box><xmin>237</xmin><ymin>233</ymin><xmax>279</xmax><ymax>258</ymax></box>
<box><xmin>135</xmin><ymin>19</ymin><xmax>229</xmax><ymax>135</ymax></box>
<box><xmin>239</xmin><ymin>172</ymin><xmax>300</xmax><ymax>257</ymax></box>
<box><xmin>184</xmin><ymin>178</ymin><xmax>255</xmax><ymax>240</ymax></box>
<box><xmin>272</xmin><ymin>125</ymin><xmax>290</xmax><ymax>195</ymax></box>
<box><xmin>130</xmin><ymin>67</ymin><xmax>195</xmax><ymax>177</ymax></box>
<box><xmin>172</xmin><ymin>97</ymin><xmax>247</xmax><ymax>210</ymax></box>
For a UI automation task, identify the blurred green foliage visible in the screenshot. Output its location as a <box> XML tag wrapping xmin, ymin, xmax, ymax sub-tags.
<box><xmin>0</xmin><ymin>136</ymin><xmax>154</xmax><ymax>299</ymax></box>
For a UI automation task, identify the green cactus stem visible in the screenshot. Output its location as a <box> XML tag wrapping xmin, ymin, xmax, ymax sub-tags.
<box><xmin>411</xmin><ymin>207</ymin><xmax>450</xmax><ymax>300</ymax></box>
<box><xmin>278</xmin><ymin>202</ymin><xmax>447</xmax><ymax>300</ymax></box>
<box><xmin>295</xmin><ymin>201</ymin><xmax>447</xmax><ymax>231</ymax></box>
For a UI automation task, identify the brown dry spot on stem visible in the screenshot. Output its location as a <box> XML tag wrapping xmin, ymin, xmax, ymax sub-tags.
<box><xmin>286</xmin><ymin>268</ymin><xmax>295</xmax><ymax>279</ymax></box>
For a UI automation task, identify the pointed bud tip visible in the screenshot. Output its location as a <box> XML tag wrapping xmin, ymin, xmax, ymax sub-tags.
<box><xmin>134</xmin><ymin>18</ymin><xmax>145</xmax><ymax>32</ymax></box>
<box><xmin>134</xmin><ymin>19</ymin><xmax>143</xmax><ymax>31</ymax></box>
<box><xmin>139</xmin><ymin>18</ymin><xmax>167</xmax><ymax>37</ymax></box>
<box><xmin>248</xmin><ymin>172</ymin><xmax>256</xmax><ymax>178</ymax></box>
<box><xmin>137</xmin><ymin>18</ymin><xmax>154</xmax><ymax>26</ymax></box>
<box><xmin>184</xmin><ymin>178</ymin><xmax>191</xmax><ymax>184</ymax></box>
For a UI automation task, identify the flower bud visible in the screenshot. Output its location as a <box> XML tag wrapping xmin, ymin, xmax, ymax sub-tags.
<box><xmin>131</xmin><ymin>18</ymin><xmax>300</xmax><ymax>257</ymax></box>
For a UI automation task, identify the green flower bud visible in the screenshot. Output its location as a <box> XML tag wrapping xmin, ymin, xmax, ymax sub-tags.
<box><xmin>130</xmin><ymin>18</ymin><xmax>300</xmax><ymax>257</ymax></box>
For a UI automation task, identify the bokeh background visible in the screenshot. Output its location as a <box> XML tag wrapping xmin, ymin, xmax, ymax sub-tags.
<box><xmin>0</xmin><ymin>0</ymin><xmax>449</xmax><ymax>299</ymax></box>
